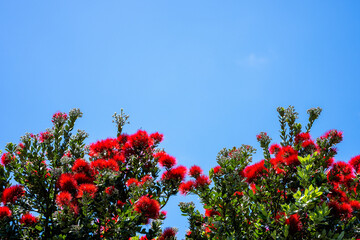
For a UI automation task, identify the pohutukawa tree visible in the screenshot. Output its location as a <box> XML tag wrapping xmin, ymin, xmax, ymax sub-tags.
<box><xmin>0</xmin><ymin>109</ymin><xmax>181</xmax><ymax>240</ymax></box>
<box><xmin>180</xmin><ymin>106</ymin><xmax>360</xmax><ymax>239</ymax></box>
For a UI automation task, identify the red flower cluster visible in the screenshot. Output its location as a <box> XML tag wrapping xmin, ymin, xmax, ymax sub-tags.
<box><xmin>322</xmin><ymin>129</ymin><xmax>343</xmax><ymax>145</ymax></box>
<box><xmin>158</xmin><ymin>227</ymin><xmax>177</xmax><ymax>240</ymax></box>
<box><xmin>2</xmin><ymin>185</ymin><xmax>25</xmax><ymax>204</ymax></box>
<box><xmin>1</xmin><ymin>153</ymin><xmax>15</xmax><ymax>166</ymax></box>
<box><xmin>269</xmin><ymin>144</ymin><xmax>281</xmax><ymax>155</ymax></box>
<box><xmin>126</xmin><ymin>178</ymin><xmax>140</xmax><ymax>187</ymax></box>
<box><xmin>154</xmin><ymin>152</ymin><xmax>177</xmax><ymax>169</ymax></box>
<box><xmin>72</xmin><ymin>158</ymin><xmax>91</xmax><ymax>174</ymax></box>
<box><xmin>77</xmin><ymin>184</ymin><xmax>97</xmax><ymax>198</ymax></box>
<box><xmin>179</xmin><ymin>180</ymin><xmax>195</xmax><ymax>195</ymax></box>
<box><xmin>20</xmin><ymin>213</ymin><xmax>37</xmax><ymax>225</ymax></box>
<box><xmin>327</xmin><ymin>161</ymin><xmax>354</xmax><ymax>184</ymax></box>
<box><xmin>56</xmin><ymin>191</ymin><xmax>72</xmax><ymax>207</ymax></box>
<box><xmin>277</xmin><ymin>146</ymin><xmax>299</xmax><ymax>166</ymax></box>
<box><xmin>349</xmin><ymin>155</ymin><xmax>360</xmax><ymax>173</ymax></box>
<box><xmin>161</xmin><ymin>166</ymin><xmax>187</xmax><ymax>182</ymax></box>
<box><xmin>52</xmin><ymin>112</ymin><xmax>68</xmax><ymax>123</ymax></box>
<box><xmin>39</xmin><ymin>131</ymin><xmax>53</xmax><ymax>143</ymax></box>
<box><xmin>205</xmin><ymin>209</ymin><xmax>221</xmax><ymax>217</ymax></box>
<box><xmin>74</xmin><ymin>173</ymin><xmax>94</xmax><ymax>185</ymax></box>
<box><xmin>89</xmin><ymin>138</ymin><xmax>119</xmax><ymax>157</ymax></box>
<box><xmin>194</xmin><ymin>175</ymin><xmax>211</xmax><ymax>188</ymax></box>
<box><xmin>213</xmin><ymin>165</ymin><xmax>222</xmax><ymax>175</ymax></box>
<box><xmin>328</xmin><ymin>201</ymin><xmax>353</xmax><ymax>220</ymax></box>
<box><xmin>105</xmin><ymin>186</ymin><xmax>115</xmax><ymax>195</ymax></box>
<box><xmin>58</xmin><ymin>173</ymin><xmax>78</xmax><ymax>193</ymax></box>
<box><xmin>244</xmin><ymin>160</ymin><xmax>268</xmax><ymax>184</ymax></box>
<box><xmin>189</xmin><ymin>165</ymin><xmax>203</xmax><ymax>178</ymax></box>
<box><xmin>134</xmin><ymin>196</ymin><xmax>160</xmax><ymax>219</ymax></box>
<box><xmin>179</xmin><ymin>165</ymin><xmax>210</xmax><ymax>195</ymax></box>
<box><xmin>285</xmin><ymin>213</ymin><xmax>303</xmax><ymax>233</ymax></box>
<box><xmin>0</xmin><ymin>206</ymin><xmax>11</xmax><ymax>219</ymax></box>
<box><xmin>326</xmin><ymin>160</ymin><xmax>359</xmax><ymax>220</ymax></box>
<box><xmin>91</xmin><ymin>159</ymin><xmax>119</xmax><ymax>172</ymax></box>
<box><xmin>150</xmin><ymin>132</ymin><xmax>164</xmax><ymax>144</ymax></box>
<box><xmin>294</xmin><ymin>132</ymin><xmax>311</xmax><ymax>144</ymax></box>
<box><xmin>125</xmin><ymin>176</ymin><xmax>153</xmax><ymax>187</ymax></box>
<box><xmin>128</xmin><ymin>130</ymin><xmax>153</xmax><ymax>149</ymax></box>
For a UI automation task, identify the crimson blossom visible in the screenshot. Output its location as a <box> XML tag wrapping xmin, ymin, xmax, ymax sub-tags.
<box><xmin>2</xmin><ymin>185</ymin><xmax>25</xmax><ymax>204</ymax></box>
<box><xmin>134</xmin><ymin>196</ymin><xmax>161</xmax><ymax>219</ymax></box>
<box><xmin>179</xmin><ymin>106</ymin><xmax>360</xmax><ymax>240</ymax></box>
<box><xmin>0</xmin><ymin>206</ymin><xmax>11</xmax><ymax>219</ymax></box>
<box><xmin>0</xmin><ymin>109</ymin><xmax>182</xmax><ymax>239</ymax></box>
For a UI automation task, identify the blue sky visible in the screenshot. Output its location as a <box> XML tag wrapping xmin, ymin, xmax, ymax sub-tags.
<box><xmin>1</xmin><ymin>1</ymin><xmax>360</xmax><ymax>238</ymax></box>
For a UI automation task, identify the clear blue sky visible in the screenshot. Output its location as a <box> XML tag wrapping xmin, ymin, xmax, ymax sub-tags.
<box><xmin>1</xmin><ymin>1</ymin><xmax>360</xmax><ymax>238</ymax></box>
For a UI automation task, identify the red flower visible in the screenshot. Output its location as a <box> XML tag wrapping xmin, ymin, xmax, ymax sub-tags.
<box><xmin>294</xmin><ymin>132</ymin><xmax>311</xmax><ymax>144</ymax></box>
<box><xmin>285</xmin><ymin>214</ymin><xmax>302</xmax><ymax>233</ymax></box>
<box><xmin>74</xmin><ymin>173</ymin><xmax>94</xmax><ymax>185</ymax></box>
<box><xmin>140</xmin><ymin>237</ymin><xmax>148</xmax><ymax>240</ymax></box>
<box><xmin>126</xmin><ymin>178</ymin><xmax>140</xmax><ymax>187</ymax></box>
<box><xmin>58</xmin><ymin>173</ymin><xmax>78</xmax><ymax>193</ymax></box>
<box><xmin>1</xmin><ymin>153</ymin><xmax>15</xmax><ymax>166</ymax></box>
<box><xmin>322</xmin><ymin>129</ymin><xmax>343</xmax><ymax>144</ymax></box>
<box><xmin>213</xmin><ymin>166</ymin><xmax>222</xmax><ymax>175</ymax></box>
<box><xmin>327</xmin><ymin>161</ymin><xmax>354</xmax><ymax>184</ymax></box>
<box><xmin>52</xmin><ymin>112</ymin><xmax>68</xmax><ymax>123</ymax></box>
<box><xmin>233</xmin><ymin>191</ymin><xmax>243</xmax><ymax>197</ymax></box>
<box><xmin>195</xmin><ymin>175</ymin><xmax>211</xmax><ymax>188</ymax></box>
<box><xmin>159</xmin><ymin>227</ymin><xmax>177</xmax><ymax>240</ymax></box>
<box><xmin>56</xmin><ymin>191</ymin><xmax>72</xmax><ymax>207</ymax></box>
<box><xmin>106</xmin><ymin>159</ymin><xmax>119</xmax><ymax>171</ymax></box>
<box><xmin>179</xmin><ymin>180</ymin><xmax>195</xmax><ymax>195</ymax></box>
<box><xmin>140</xmin><ymin>175</ymin><xmax>153</xmax><ymax>184</ymax></box>
<box><xmin>350</xmin><ymin>200</ymin><xmax>360</xmax><ymax>210</ymax></box>
<box><xmin>205</xmin><ymin>209</ymin><xmax>220</xmax><ymax>217</ymax></box>
<box><xmin>161</xmin><ymin>166</ymin><xmax>187</xmax><ymax>182</ymax></box>
<box><xmin>327</xmin><ymin>186</ymin><xmax>348</xmax><ymax>202</ymax></box>
<box><xmin>72</xmin><ymin>159</ymin><xmax>91</xmax><ymax>174</ymax></box>
<box><xmin>112</xmin><ymin>153</ymin><xmax>125</xmax><ymax>163</ymax></box>
<box><xmin>39</xmin><ymin>131</ymin><xmax>53</xmax><ymax>143</ymax></box>
<box><xmin>89</xmin><ymin>138</ymin><xmax>119</xmax><ymax>157</ymax></box>
<box><xmin>189</xmin><ymin>165</ymin><xmax>203</xmax><ymax>178</ymax></box>
<box><xmin>325</xmin><ymin>157</ymin><xmax>334</xmax><ymax>168</ymax></box>
<box><xmin>105</xmin><ymin>186</ymin><xmax>115</xmax><ymax>195</ymax></box>
<box><xmin>340</xmin><ymin>203</ymin><xmax>353</xmax><ymax>219</ymax></box>
<box><xmin>122</xmin><ymin>142</ymin><xmax>134</xmax><ymax>158</ymax></box>
<box><xmin>250</xmin><ymin>183</ymin><xmax>257</xmax><ymax>194</ymax></box>
<box><xmin>329</xmin><ymin>201</ymin><xmax>353</xmax><ymax>219</ymax></box>
<box><xmin>70</xmin><ymin>202</ymin><xmax>79</xmax><ymax>215</ymax></box>
<box><xmin>134</xmin><ymin>196</ymin><xmax>160</xmax><ymax>219</ymax></box>
<box><xmin>154</xmin><ymin>152</ymin><xmax>177</xmax><ymax>169</ymax></box>
<box><xmin>0</xmin><ymin>206</ymin><xmax>11</xmax><ymax>219</ymax></box>
<box><xmin>20</xmin><ymin>213</ymin><xmax>37</xmax><ymax>225</ymax></box>
<box><xmin>244</xmin><ymin>160</ymin><xmax>268</xmax><ymax>183</ymax></box>
<box><xmin>161</xmin><ymin>210</ymin><xmax>167</xmax><ymax>217</ymax></box>
<box><xmin>117</xmin><ymin>200</ymin><xmax>126</xmax><ymax>207</ymax></box>
<box><xmin>78</xmin><ymin>184</ymin><xmax>98</xmax><ymax>198</ymax></box>
<box><xmin>269</xmin><ymin>144</ymin><xmax>281</xmax><ymax>155</ymax></box>
<box><xmin>278</xmin><ymin>146</ymin><xmax>299</xmax><ymax>166</ymax></box>
<box><xmin>150</xmin><ymin>132</ymin><xmax>164</xmax><ymax>144</ymax></box>
<box><xmin>127</xmin><ymin>130</ymin><xmax>153</xmax><ymax>151</ymax></box>
<box><xmin>91</xmin><ymin>159</ymin><xmax>119</xmax><ymax>172</ymax></box>
<box><xmin>302</xmin><ymin>140</ymin><xmax>316</xmax><ymax>150</ymax></box>
<box><xmin>91</xmin><ymin>159</ymin><xmax>107</xmax><ymax>170</ymax></box>
<box><xmin>349</xmin><ymin>155</ymin><xmax>360</xmax><ymax>173</ymax></box>
<box><xmin>2</xmin><ymin>185</ymin><xmax>25</xmax><ymax>204</ymax></box>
